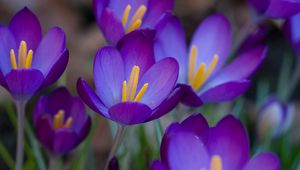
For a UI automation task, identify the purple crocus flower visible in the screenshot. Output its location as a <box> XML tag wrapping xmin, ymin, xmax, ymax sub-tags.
<box><xmin>283</xmin><ymin>12</ymin><xmax>300</xmax><ymax>59</ymax></box>
<box><xmin>77</xmin><ymin>30</ymin><xmax>180</xmax><ymax>125</ymax></box>
<box><xmin>257</xmin><ymin>96</ymin><xmax>294</xmax><ymax>139</ymax></box>
<box><xmin>34</xmin><ymin>87</ymin><xmax>91</xmax><ymax>154</ymax></box>
<box><xmin>247</xmin><ymin>0</ymin><xmax>300</xmax><ymax>18</ymax></box>
<box><xmin>93</xmin><ymin>0</ymin><xmax>174</xmax><ymax>45</ymax></box>
<box><xmin>0</xmin><ymin>7</ymin><xmax>68</xmax><ymax>102</ymax></box>
<box><xmin>154</xmin><ymin>14</ymin><xmax>267</xmax><ymax>107</ymax></box>
<box><xmin>151</xmin><ymin>114</ymin><xmax>280</xmax><ymax>170</ymax></box>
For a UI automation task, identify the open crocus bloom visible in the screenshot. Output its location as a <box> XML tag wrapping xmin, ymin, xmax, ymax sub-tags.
<box><xmin>77</xmin><ymin>30</ymin><xmax>180</xmax><ymax>125</ymax></box>
<box><xmin>154</xmin><ymin>14</ymin><xmax>267</xmax><ymax>107</ymax></box>
<box><xmin>151</xmin><ymin>114</ymin><xmax>280</xmax><ymax>170</ymax></box>
<box><xmin>0</xmin><ymin>7</ymin><xmax>68</xmax><ymax>101</ymax></box>
<box><xmin>34</xmin><ymin>87</ymin><xmax>91</xmax><ymax>154</ymax></box>
<box><xmin>93</xmin><ymin>0</ymin><xmax>174</xmax><ymax>45</ymax></box>
<box><xmin>247</xmin><ymin>0</ymin><xmax>300</xmax><ymax>19</ymax></box>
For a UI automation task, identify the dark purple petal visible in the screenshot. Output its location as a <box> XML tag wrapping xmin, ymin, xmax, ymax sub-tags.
<box><xmin>207</xmin><ymin>115</ymin><xmax>250</xmax><ymax>170</ymax></box>
<box><xmin>42</xmin><ymin>49</ymin><xmax>69</xmax><ymax>87</ymax></box>
<box><xmin>35</xmin><ymin>115</ymin><xmax>54</xmax><ymax>151</ymax></box>
<box><xmin>93</xmin><ymin>47</ymin><xmax>124</xmax><ymax>107</ymax></box>
<box><xmin>93</xmin><ymin>0</ymin><xmax>109</xmax><ymax>20</ymax></box>
<box><xmin>32</xmin><ymin>27</ymin><xmax>66</xmax><ymax>76</ymax></box>
<box><xmin>243</xmin><ymin>152</ymin><xmax>280</xmax><ymax>170</ymax></box>
<box><xmin>181</xmin><ymin>114</ymin><xmax>209</xmax><ymax>141</ymax></box>
<box><xmin>5</xmin><ymin>69</ymin><xmax>44</xmax><ymax>101</ymax></box>
<box><xmin>117</xmin><ymin>30</ymin><xmax>155</xmax><ymax>78</ymax></box>
<box><xmin>204</xmin><ymin>46</ymin><xmax>267</xmax><ymax>89</ymax></box>
<box><xmin>77</xmin><ymin>116</ymin><xmax>92</xmax><ymax>142</ymax></box>
<box><xmin>138</xmin><ymin>57</ymin><xmax>178</xmax><ymax>108</ymax></box>
<box><xmin>200</xmin><ymin>80</ymin><xmax>251</xmax><ymax>103</ymax></box>
<box><xmin>8</xmin><ymin>7</ymin><xmax>42</xmax><ymax>50</ymax></box>
<box><xmin>143</xmin><ymin>0</ymin><xmax>174</xmax><ymax>27</ymax></box>
<box><xmin>191</xmin><ymin>14</ymin><xmax>231</xmax><ymax>72</ymax></box>
<box><xmin>76</xmin><ymin>78</ymin><xmax>109</xmax><ymax>117</ymax></box>
<box><xmin>0</xmin><ymin>70</ymin><xmax>7</xmax><ymax>88</ymax></box>
<box><xmin>167</xmin><ymin>131</ymin><xmax>209</xmax><ymax>170</ymax></box>
<box><xmin>108</xmin><ymin>102</ymin><xmax>152</xmax><ymax>125</ymax></box>
<box><xmin>154</xmin><ymin>14</ymin><xmax>187</xmax><ymax>83</ymax></box>
<box><xmin>146</xmin><ymin>86</ymin><xmax>182</xmax><ymax>121</ymax></box>
<box><xmin>179</xmin><ymin>84</ymin><xmax>203</xmax><ymax>107</ymax></box>
<box><xmin>151</xmin><ymin>160</ymin><xmax>168</xmax><ymax>170</ymax></box>
<box><xmin>284</xmin><ymin>12</ymin><xmax>300</xmax><ymax>58</ymax></box>
<box><xmin>0</xmin><ymin>27</ymin><xmax>16</xmax><ymax>75</ymax></box>
<box><xmin>98</xmin><ymin>8</ymin><xmax>125</xmax><ymax>45</ymax></box>
<box><xmin>52</xmin><ymin>129</ymin><xmax>78</xmax><ymax>154</ymax></box>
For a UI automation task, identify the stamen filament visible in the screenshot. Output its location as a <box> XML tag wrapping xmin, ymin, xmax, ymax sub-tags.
<box><xmin>192</xmin><ymin>63</ymin><xmax>206</xmax><ymax>90</ymax></box>
<box><xmin>188</xmin><ymin>45</ymin><xmax>197</xmax><ymax>85</ymax></box>
<box><xmin>25</xmin><ymin>50</ymin><xmax>33</xmax><ymax>68</ymax></box>
<box><xmin>10</xmin><ymin>49</ymin><xmax>17</xmax><ymax>69</ymax></box>
<box><xmin>122</xmin><ymin>81</ymin><xmax>128</xmax><ymax>102</ymax></box>
<box><xmin>18</xmin><ymin>41</ymin><xmax>27</xmax><ymax>68</ymax></box>
<box><xmin>210</xmin><ymin>155</ymin><xmax>222</xmax><ymax>170</ymax></box>
<box><xmin>130</xmin><ymin>66</ymin><xmax>140</xmax><ymax>100</ymax></box>
<box><xmin>134</xmin><ymin>83</ymin><xmax>148</xmax><ymax>101</ymax></box>
<box><xmin>128</xmin><ymin>5</ymin><xmax>146</xmax><ymax>27</ymax></box>
<box><xmin>126</xmin><ymin>19</ymin><xmax>142</xmax><ymax>33</ymax></box>
<box><xmin>205</xmin><ymin>55</ymin><xmax>219</xmax><ymax>78</ymax></box>
<box><xmin>127</xmin><ymin>66</ymin><xmax>137</xmax><ymax>100</ymax></box>
<box><xmin>64</xmin><ymin>117</ymin><xmax>73</xmax><ymax>128</ymax></box>
<box><xmin>122</xmin><ymin>5</ymin><xmax>132</xmax><ymax>26</ymax></box>
<box><xmin>53</xmin><ymin>110</ymin><xmax>65</xmax><ymax>129</ymax></box>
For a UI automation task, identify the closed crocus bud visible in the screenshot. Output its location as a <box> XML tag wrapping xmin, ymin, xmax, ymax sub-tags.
<box><xmin>34</xmin><ymin>87</ymin><xmax>91</xmax><ymax>155</ymax></box>
<box><xmin>257</xmin><ymin>97</ymin><xmax>294</xmax><ymax>139</ymax></box>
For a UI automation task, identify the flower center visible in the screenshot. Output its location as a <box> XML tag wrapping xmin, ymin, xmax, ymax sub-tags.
<box><xmin>53</xmin><ymin>109</ymin><xmax>73</xmax><ymax>130</ymax></box>
<box><xmin>188</xmin><ymin>45</ymin><xmax>219</xmax><ymax>91</ymax></box>
<box><xmin>122</xmin><ymin>65</ymin><xmax>149</xmax><ymax>102</ymax></box>
<box><xmin>210</xmin><ymin>155</ymin><xmax>222</xmax><ymax>170</ymax></box>
<box><xmin>121</xmin><ymin>4</ymin><xmax>147</xmax><ymax>33</ymax></box>
<box><xmin>10</xmin><ymin>40</ymin><xmax>34</xmax><ymax>69</ymax></box>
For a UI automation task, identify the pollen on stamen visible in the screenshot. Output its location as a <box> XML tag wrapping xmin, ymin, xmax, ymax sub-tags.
<box><xmin>134</xmin><ymin>83</ymin><xmax>148</xmax><ymax>102</ymax></box>
<box><xmin>10</xmin><ymin>49</ymin><xmax>17</xmax><ymax>69</ymax></box>
<box><xmin>122</xmin><ymin>5</ymin><xmax>132</xmax><ymax>27</ymax></box>
<box><xmin>64</xmin><ymin>117</ymin><xmax>73</xmax><ymax>128</ymax></box>
<box><xmin>210</xmin><ymin>155</ymin><xmax>222</xmax><ymax>170</ymax></box>
<box><xmin>18</xmin><ymin>41</ymin><xmax>27</xmax><ymax>68</ymax></box>
<box><xmin>126</xmin><ymin>5</ymin><xmax>147</xmax><ymax>33</ymax></box>
<box><xmin>188</xmin><ymin>45</ymin><xmax>197</xmax><ymax>85</ymax></box>
<box><xmin>25</xmin><ymin>50</ymin><xmax>33</xmax><ymax>69</ymax></box>
<box><xmin>53</xmin><ymin>110</ymin><xmax>65</xmax><ymax>129</ymax></box>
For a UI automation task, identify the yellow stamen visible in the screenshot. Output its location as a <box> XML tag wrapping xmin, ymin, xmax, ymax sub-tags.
<box><xmin>127</xmin><ymin>66</ymin><xmax>137</xmax><ymax>99</ymax></box>
<box><xmin>192</xmin><ymin>63</ymin><xmax>206</xmax><ymax>90</ymax></box>
<box><xmin>122</xmin><ymin>80</ymin><xmax>128</xmax><ymax>102</ymax></box>
<box><xmin>134</xmin><ymin>83</ymin><xmax>148</xmax><ymax>102</ymax></box>
<box><xmin>18</xmin><ymin>41</ymin><xmax>27</xmax><ymax>68</ymax></box>
<box><xmin>64</xmin><ymin>117</ymin><xmax>73</xmax><ymax>128</ymax></box>
<box><xmin>205</xmin><ymin>55</ymin><xmax>219</xmax><ymax>78</ymax></box>
<box><xmin>10</xmin><ymin>49</ymin><xmax>17</xmax><ymax>69</ymax></box>
<box><xmin>130</xmin><ymin>66</ymin><xmax>140</xmax><ymax>100</ymax></box>
<box><xmin>122</xmin><ymin>5</ymin><xmax>132</xmax><ymax>27</ymax></box>
<box><xmin>188</xmin><ymin>45</ymin><xmax>197</xmax><ymax>85</ymax></box>
<box><xmin>126</xmin><ymin>19</ymin><xmax>142</xmax><ymax>33</ymax></box>
<box><xmin>53</xmin><ymin>110</ymin><xmax>65</xmax><ymax>129</ymax></box>
<box><xmin>210</xmin><ymin>155</ymin><xmax>222</xmax><ymax>170</ymax></box>
<box><xmin>25</xmin><ymin>50</ymin><xmax>33</xmax><ymax>68</ymax></box>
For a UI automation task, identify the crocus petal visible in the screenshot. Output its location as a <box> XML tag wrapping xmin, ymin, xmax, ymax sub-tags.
<box><xmin>243</xmin><ymin>152</ymin><xmax>280</xmax><ymax>170</ymax></box>
<box><xmin>138</xmin><ymin>57</ymin><xmax>178</xmax><ymax>108</ymax></box>
<box><xmin>77</xmin><ymin>117</ymin><xmax>92</xmax><ymax>141</ymax></box>
<box><xmin>154</xmin><ymin>14</ymin><xmax>187</xmax><ymax>83</ymax></box>
<box><xmin>35</xmin><ymin>115</ymin><xmax>54</xmax><ymax>151</ymax></box>
<box><xmin>93</xmin><ymin>0</ymin><xmax>109</xmax><ymax>20</ymax></box>
<box><xmin>167</xmin><ymin>131</ymin><xmax>210</xmax><ymax>170</ymax></box>
<box><xmin>151</xmin><ymin>161</ymin><xmax>168</xmax><ymax>170</ymax></box>
<box><xmin>179</xmin><ymin>84</ymin><xmax>203</xmax><ymax>107</ymax></box>
<box><xmin>117</xmin><ymin>30</ymin><xmax>155</xmax><ymax>78</ymax></box>
<box><xmin>98</xmin><ymin>8</ymin><xmax>125</xmax><ymax>45</ymax></box>
<box><xmin>207</xmin><ymin>115</ymin><xmax>249</xmax><ymax>170</ymax></box>
<box><xmin>200</xmin><ymin>80</ymin><xmax>251</xmax><ymax>103</ymax></box>
<box><xmin>191</xmin><ymin>14</ymin><xmax>231</xmax><ymax>72</ymax></box>
<box><xmin>181</xmin><ymin>113</ymin><xmax>209</xmax><ymax>142</ymax></box>
<box><xmin>108</xmin><ymin>0</ymin><xmax>147</xmax><ymax>20</ymax></box>
<box><xmin>146</xmin><ymin>86</ymin><xmax>182</xmax><ymax>121</ymax></box>
<box><xmin>5</xmin><ymin>69</ymin><xmax>44</xmax><ymax>101</ymax></box>
<box><xmin>8</xmin><ymin>7</ymin><xmax>42</xmax><ymax>50</ymax></box>
<box><xmin>0</xmin><ymin>27</ymin><xmax>16</xmax><ymax>75</ymax></box>
<box><xmin>0</xmin><ymin>70</ymin><xmax>7</xmax><ymax>88</ymax></box>
<box><xmin>143</xmin><ymin>0</ymin><xmax>174</xmax><ymax>27</ymax></box>
<box><xmin>93</xmin><ymin>47</ymin><xmax>124</xmax><ymax>107</ymax></box>
<box><xmin>32</xmin><ymin>27</ymin><xmax>66</xmax><ymax>77</ymax></box>
<box><xmin>108</xmin><ymin>102</ymin><xmax>152</xmax><ymax>125</ymax></box>
<box><xmin>76</xmin><ymin>78</ymin><xmax>109</xmax><ymax>117</ymax></box>
<box><xmin>42</xmin><ymin>49</ymin><xmax>69</xmax><ymax>87</ymax></box>
<box><xmin>52</xmin><ymin>130</ymin><xmax>78</xmax><ymax>154</ymax></box>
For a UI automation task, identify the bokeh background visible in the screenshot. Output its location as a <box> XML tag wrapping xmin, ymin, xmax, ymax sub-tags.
<box><xmin>0</xmin><ymin>0</ymin><xmax>300</xmax><ymax>169</ymax></box>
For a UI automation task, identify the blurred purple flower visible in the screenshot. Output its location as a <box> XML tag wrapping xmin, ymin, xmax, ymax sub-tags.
<box><xmin>257</xmin><ymin>97</ymin><xmax>294</xmax><ymax>139</ymax></box>
<box><xmin>284</xmin><ymin>12</ymin><xmax>300</xmax><ymax>59</ymax></box>
<box><xmin>34</xmin><ymin>87</ymin><xmax>91</xmax><ymax>155</ymax></box>
<box><xmin>247</xmin><ymin>0</ymin><xmax>300</xmax><ymax>18</ymax></box>
<box><xmin>154</xmin><ymin>14</ymin><xmax>267</xmax><ymax>107</ymax></box>
<box><xmin>151</xmin><ymin>114</ymin><xmax>280</xmax><ymax>170</ymax></box>
<box><xmin>77</xmin><ymin>30</ymin><xmax>180</xmax><ymax>125</ymax></box>
<box><xmin>0</xmin><ymin>7</ymin><xmax>69</xmax><ymax>102</ymax></box>
<box><xmin>93</xmin><ymin>0</ymin><xmax>174</xmax><ymax>45</ymax></box>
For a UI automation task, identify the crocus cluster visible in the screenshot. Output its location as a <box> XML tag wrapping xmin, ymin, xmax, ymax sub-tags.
<box><xmin>151</xmin><ymin>114</ymin><xmax>280</xmax><ymax>170</ymax></box>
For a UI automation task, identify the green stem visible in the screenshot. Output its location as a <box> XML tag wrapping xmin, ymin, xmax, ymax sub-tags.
<box><xmin>283</xmin><ymin>62</ymin><xmax>300</xmax><ymax>101</ymax></box>
<box><xmin>15</xmin><ymin>100</ymin><xmax>26</xmax><ymax>170</ymax></box>
<box><xmin>0</xmin><ymin>141</ymin><xmax>15</xmax><ymax>169</ymax></box>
